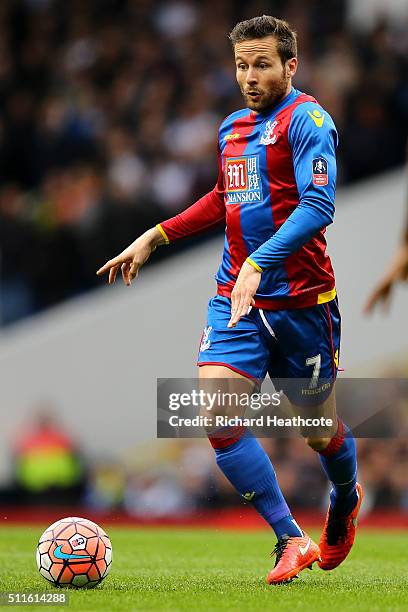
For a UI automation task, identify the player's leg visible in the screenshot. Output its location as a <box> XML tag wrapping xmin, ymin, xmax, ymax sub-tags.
<box><xmin>305</xmin><ymin>390</ymin><xmax>359</xmax><ymax>520</ymax></box>
<box><xmin>197</xmin><ymin>297</ymin><xmax>303</xmax><ymax>541</ymax></box>
<box><xmin>262</xmin><ymin>298</ymin><xmax>362</xmax><ymax>571</ymax></box>
<box><xmin>303</xmin><ymin>389</ymin><xmax>363</xmax><ymax>571</ymax></box>
<box><xmin>199</xmin><ymin>364</ymin><xmax>302</xmax><ymax>540</ymax></box>
<box><xmin>198</xmin><ymin>296</ymin><xmax>320</xmax><ymax>584</ymax></box>
<box><xmin>299</xmin><ymin>299</ymin><xmax>362</xmax><ymax>570</ymax></box>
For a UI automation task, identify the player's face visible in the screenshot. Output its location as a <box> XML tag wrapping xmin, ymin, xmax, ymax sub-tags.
<box><xmin>234</xmin><ymin>36</ymin><xmax>297</xmax><ymax>113</ymax></box>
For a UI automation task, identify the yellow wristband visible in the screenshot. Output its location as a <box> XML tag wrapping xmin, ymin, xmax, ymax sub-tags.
<box><xmin>156</xmin><ymin>224</ymin><xmax>170</xmax><ymax>244</ymax></box>
<box><xmin>246</xmin><ymin>257</ymin><xmax>263</xmax><ymax>273</ymax></box>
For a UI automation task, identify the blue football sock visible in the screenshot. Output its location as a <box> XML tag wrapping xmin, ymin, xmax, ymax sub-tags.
<box><xmin>318</xmin><ymin>419</ymin><xmax>358</xmax><ymax>516</ymax></box>
<box><xmin>213</xmin><ymin>430</ymin><xmax>302</xmax><ymax>538</ymax></box>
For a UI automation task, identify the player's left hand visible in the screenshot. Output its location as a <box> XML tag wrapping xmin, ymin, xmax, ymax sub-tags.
<box><xmin>228</xmin><ymin>262</ymin><xmax>261</xmax><ymax>328</ymax></box>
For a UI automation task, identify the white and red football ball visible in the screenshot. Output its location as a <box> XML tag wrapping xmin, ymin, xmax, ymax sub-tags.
<box><xmin>36</xmin><ymin>517</ymin><xmax>112</xmax><ymax>588</ymax></box>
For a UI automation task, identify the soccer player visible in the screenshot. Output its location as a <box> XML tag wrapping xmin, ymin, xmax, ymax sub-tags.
<box><xmin>97</xmin><ymin>16</ymin><xmax>363</xmax><ymax>584</ymax></box>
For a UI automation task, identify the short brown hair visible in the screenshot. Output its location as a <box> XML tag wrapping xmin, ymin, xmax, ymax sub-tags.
<box><xmin>229</xmin><ymin>15</ymin><xmax>297</xmax><ymax>64</ymax></box>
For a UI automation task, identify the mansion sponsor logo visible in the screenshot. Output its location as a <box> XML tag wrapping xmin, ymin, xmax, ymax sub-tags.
<box><xmin>225</xmin><ymin>155</ymin><xmax>263</xmax><ymax>204</ymax></box>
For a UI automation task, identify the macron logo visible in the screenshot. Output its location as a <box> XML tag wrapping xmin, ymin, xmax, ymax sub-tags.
<box><xmin>242</xmin><ymin>491</ymin><xmax>255</xmax><ymax>501</ymax></box>
<box><xmin>307</xmin><ymin>110</ymin><xmax>325</xmax><ymax>128</ymax></box>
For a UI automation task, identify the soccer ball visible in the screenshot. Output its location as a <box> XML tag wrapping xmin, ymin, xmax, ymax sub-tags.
<box><xmin>36</xmin><ymin>517</ymin><xmax>112</xmax><ymax>588</ymax></box>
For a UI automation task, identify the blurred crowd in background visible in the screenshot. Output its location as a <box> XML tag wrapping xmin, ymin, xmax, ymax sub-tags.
<box><xmin>1</xmin><ymin>400</ymin><xmax>408</xmax><ymax>516</ymax></box>
<box><xmin>1</xmin><ymin>0</ymin><xmax>408</xmax><ymax>325</ymax></box>
<box><xmin>1</xmin><ymin>0</ymin><xmax>408</xmax><ymax>516</ymax></box>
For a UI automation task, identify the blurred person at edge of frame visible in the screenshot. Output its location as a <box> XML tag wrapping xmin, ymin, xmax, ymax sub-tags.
<box><xmin>365</xmin><ymin>143</ymin><xmax>408</xmax><ymax>313</ymax></box>
<box><xmin>11</xmin><ymin>404</ymin><xmax>87</xmax><ymax>506</ymax></box>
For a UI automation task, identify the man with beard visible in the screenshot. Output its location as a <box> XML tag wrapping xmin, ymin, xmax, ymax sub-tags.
<box><xmin>97</xmin><ymin>15</ymin><xmax>362</xmax><ymax>585</ymax></box>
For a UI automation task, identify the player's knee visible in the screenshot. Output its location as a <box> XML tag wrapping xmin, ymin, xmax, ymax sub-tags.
<box><xmin>199</xmin><ymin>403</ymin><xmax>223</xmax><ymax>442</ymax></box>
<box><xmin>199</xmin><ymin>403</ymin><xmax>222</xmax><ymax>420</ymax></box>
<box><xmin>305</xmin><ymin>436</ymin><xmax>332</xmax><ymax>452</ymax></box>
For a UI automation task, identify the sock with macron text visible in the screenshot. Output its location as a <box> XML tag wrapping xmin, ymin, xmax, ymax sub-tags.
<box><xmin>317</xmin><ymin>418</ymin><xmax>358</xmax><ymax>516</ymax></box>
<box><xmin>210</xmin><ymin>427</ymin><xmax>302</xmax><ymax>539</ymax></box>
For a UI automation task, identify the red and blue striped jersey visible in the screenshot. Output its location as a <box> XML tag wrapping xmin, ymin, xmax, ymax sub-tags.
<box><xmin>159</xmin><ymin>87</ymin><xmax>338</xmax><ymax>309</ymax></box>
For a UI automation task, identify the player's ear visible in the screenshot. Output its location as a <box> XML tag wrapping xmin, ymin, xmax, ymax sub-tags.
<box><xmin>286</xmin><ymin>57</ymin><xmax>297</xmax><ymax>78</ymax></box>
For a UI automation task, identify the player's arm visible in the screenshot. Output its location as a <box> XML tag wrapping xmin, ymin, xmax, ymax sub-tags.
<box><xmin>229</xmin><ymin>105</ymin><xmax>337</xmax><ymax>327</ymax></box>
<box><xmin>248</xmin><ymin>105</ymin><xmax>337</xmax><ymax>270</ymax></box>
<box><xmin>97</xmin><ymin>146</ymin><xmax>225</xmax><ymax>285</ymax></box>
<box><xmin>364</xmin><ymin>166</ymin><xmax>408</xmax><ymax>313</ymax></box>
<box><xmin>364</xmin><ymin>220</ymin><xmax>408</xmax><ymax>313</ymax></box>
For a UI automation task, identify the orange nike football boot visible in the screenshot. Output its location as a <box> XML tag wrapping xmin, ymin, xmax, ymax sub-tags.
<box><xmin>318</xmin><ymin>482</ymin><xmax>364</xmax><ymax>571</ymax></box>
<box><xmin>266</xmin><ymin>532</ymin><xmax>321</xmax><ymax>585</ymax></box>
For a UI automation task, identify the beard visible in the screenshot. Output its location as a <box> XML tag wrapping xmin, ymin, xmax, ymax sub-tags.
<box><xmin>241</xmin><ymin>69</ymin><xmax>290</xmax><ymax>113</ymax></box>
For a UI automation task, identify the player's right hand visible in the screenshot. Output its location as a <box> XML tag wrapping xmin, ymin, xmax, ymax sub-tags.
<box><xmin>96</xmin><ymin>227</ymin><xmax>164</xmax><ymax>286</ymax></box>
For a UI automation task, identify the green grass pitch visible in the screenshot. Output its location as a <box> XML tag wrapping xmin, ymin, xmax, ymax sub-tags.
<box><xmin>0</xmin><ymin>526</ymin><xmax>407</xmax><ymax>611</ymax></box>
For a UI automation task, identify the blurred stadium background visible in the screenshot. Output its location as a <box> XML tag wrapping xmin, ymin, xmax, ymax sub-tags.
<box><xmin>0</xmin><ymin>0</ymin><xmax>407</xmax><ymax>527</ymax></box>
